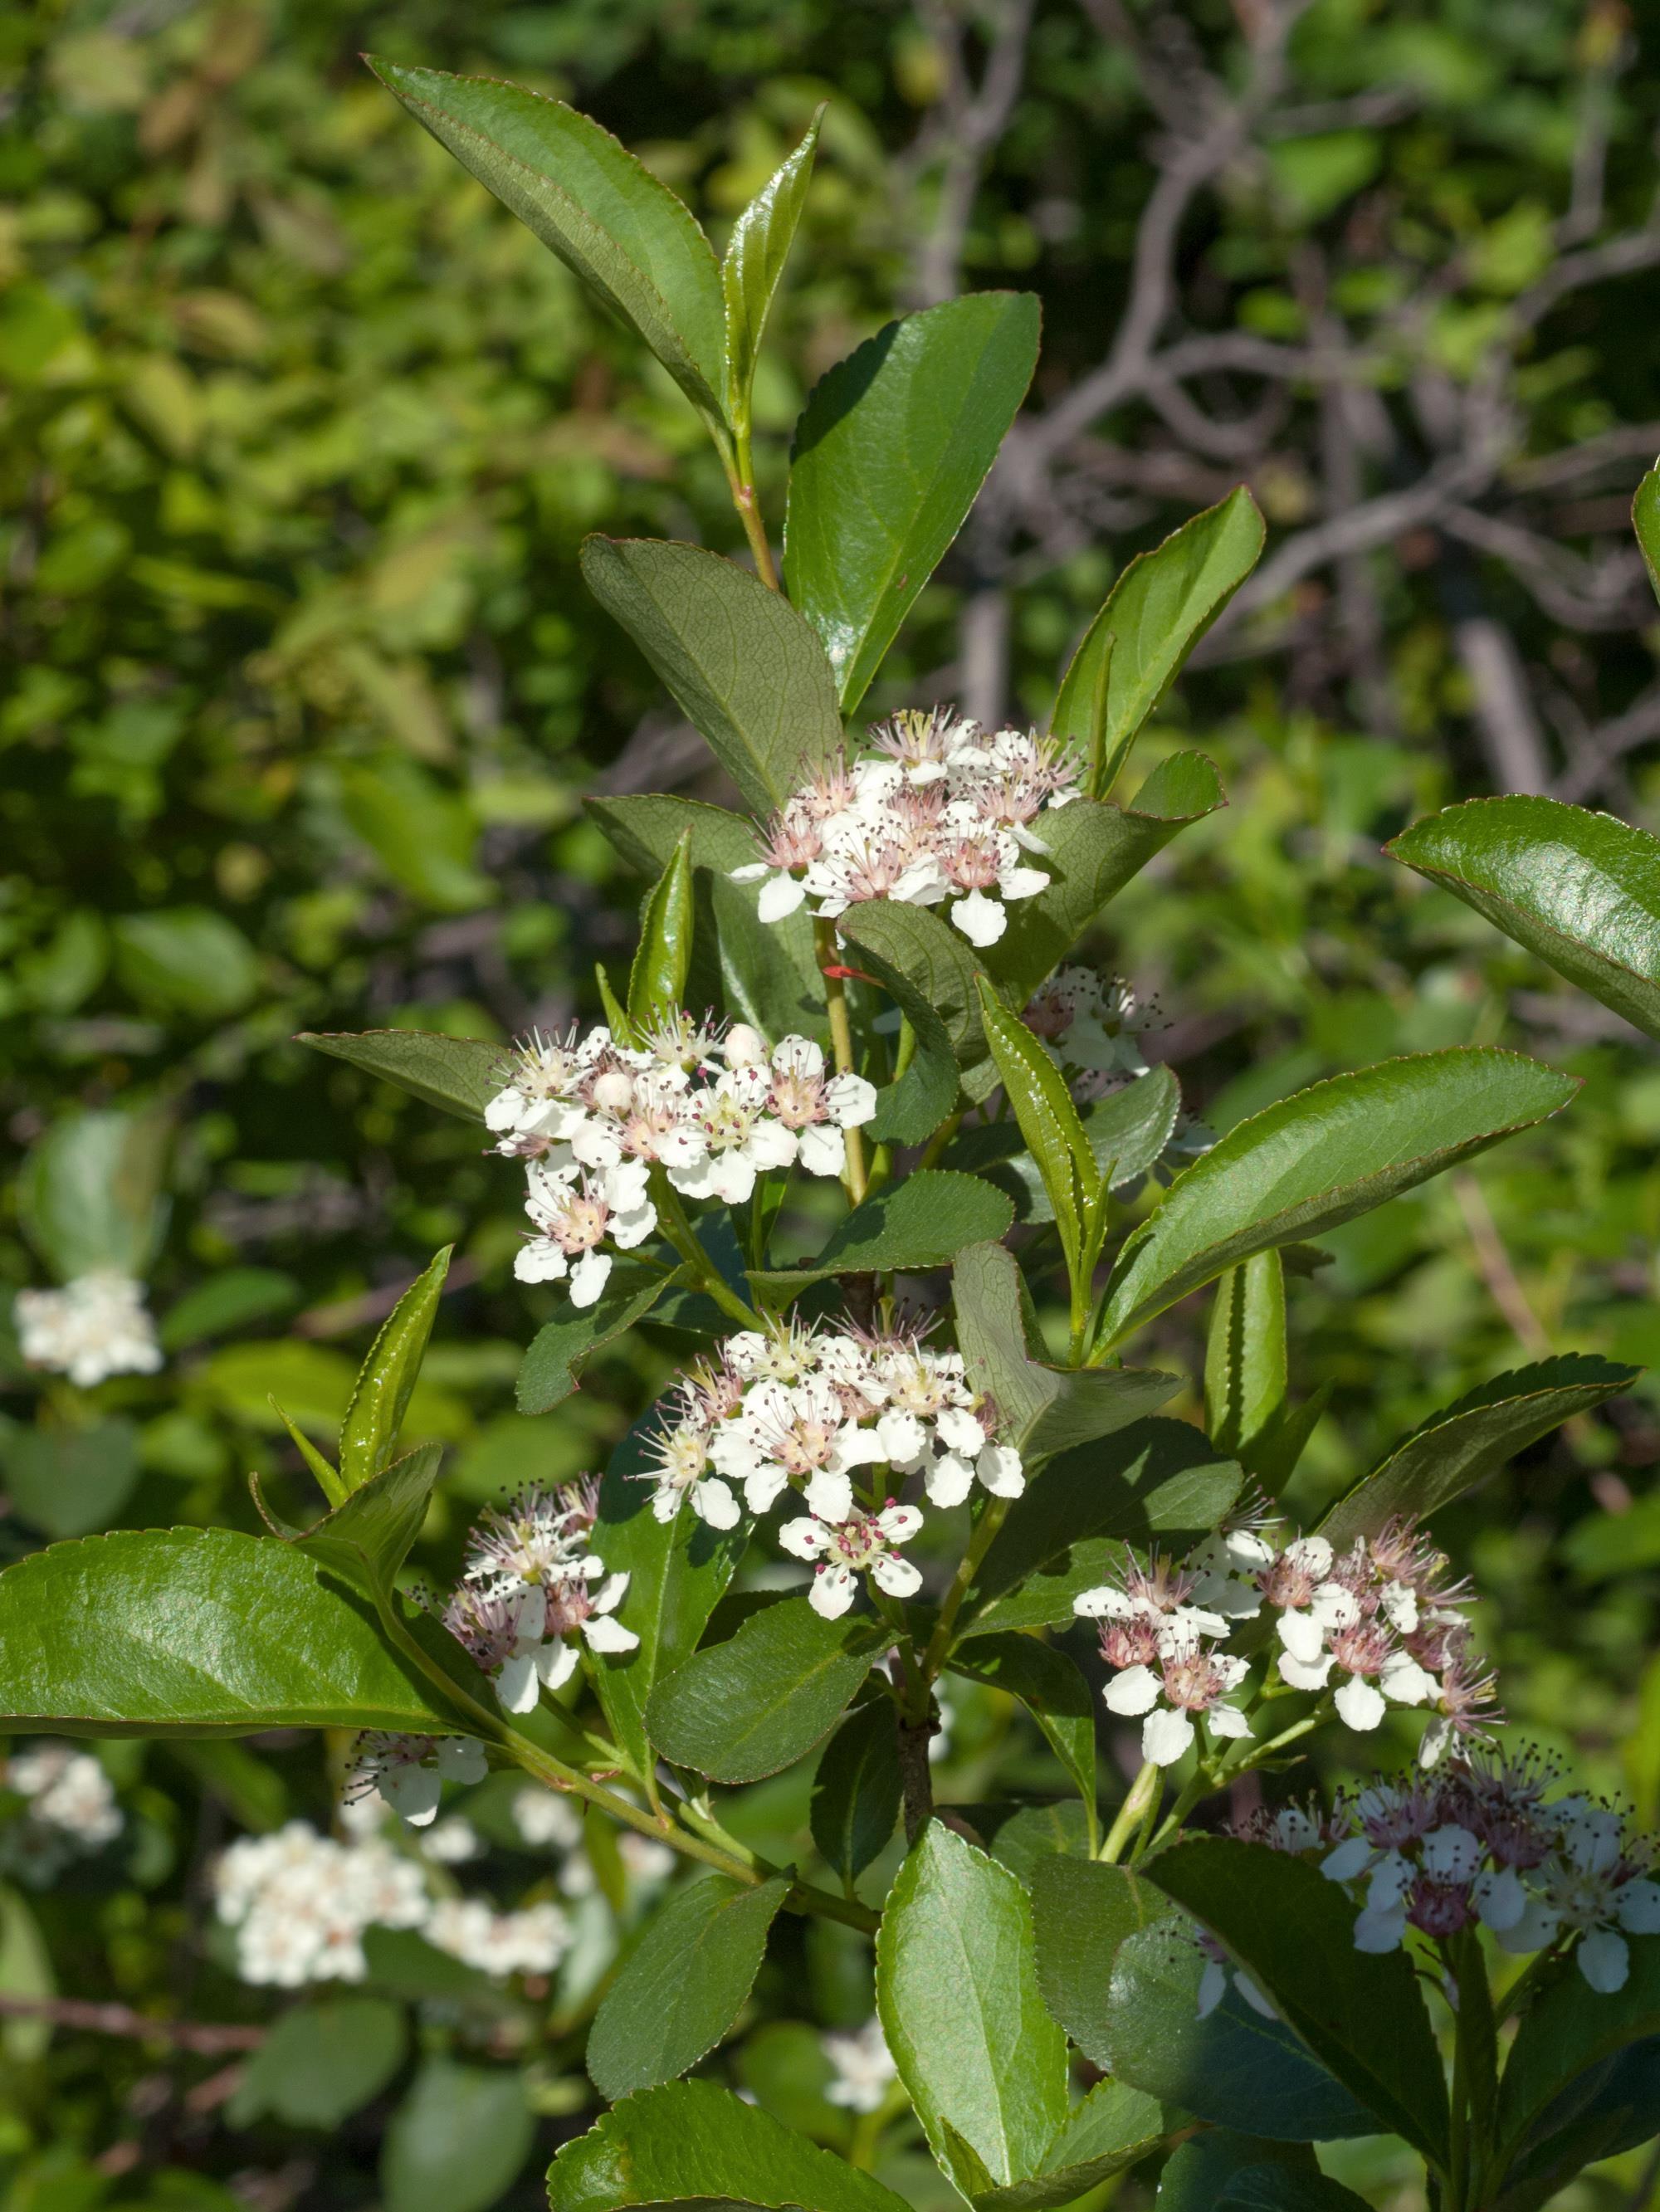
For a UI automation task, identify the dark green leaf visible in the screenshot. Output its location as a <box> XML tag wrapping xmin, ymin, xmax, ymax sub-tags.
<box><xmin>785</xmin><ymin>293</ymin><xmax>1041</xmax><ymax>710</ymax></box>
<box><xmin>877</xmin><ymin>1823</ymin><xmax>1070</xmax><ymax>2193</ymax></box>
<box><xmin>646</xmin><ymin>1596</ymin><xmax>893</xmax><ymax>1783</ymax></box>
<box><xmin>1157</xmin><ymin>2135</ymin><xmax>1321</xmax><ymax>2212</ymax></box>
<box><xmin>628</xmin><ymin>830</ymin><xmax>695</xmax><ymax>1029</ymax></box>
<box><xmin>1052</xmin><ymin>488</ymin><xmax>1265</xmax><ymax>794</ymax></box>
<box><xmin>839</xmin><ymin>899</ymin><xmax>996</xmax><ymax>1104</ymax></box>
<box><xmin>977</xmin><ymin>1798</ymin><xmax>1092</xmax><ymax>1885</ymax></box>
<box><xmin>948</xmin><ymin>1634</ymin><xmax>1096</xmax><ymax>1839</ymax></box>
<box><xmin>548</xmin><ymin>2079</ymin><xmax>914</xmax><ymax>2212</ymax></box>
<box><xmin>1499</xmin><ymin>2034</ymin><xmax>1660</xmax><ymax>2207</ymax></box>
<box><xmin>1218</xmin><ymin>2169</ymin><xmax>1376</xmax><ymax>2211</ymax></box>
<box><xmin>1389</xmin><ymin>794</ymin><xmax>1660</xmax><ymax>1043</ymax></box>
<box><xmin>339</xmin><ymin>1247</ymin><xmax>451</xmax><ymax>1492</ymax></box>
<box><xmin>1493</xmin><ymin>1937</ymin><xmax>1660</xmax><ymax>2181</ymax></box>
<box><xmin>977</xmin><ymin>981</ymin><xmax>1100</xmax><ymax>1280</ymax></box>
<box><xmin>580</xmin><ymin>537</ymin><xmax>842</xmax><ymax>817</ymax></box>
<box><xmin>516</xmin><ymin>1262</ymin><xmax>681</xmax><ymax>1415</ymax></box>
<box><xmin>750</xmin><ymin>1170</ymin><xmax>1015</xmax><ymax>1296</ymax></box>
<box><xmin>229</xmin><ymin>1996</ymin><xmax>407</xmax><ymax>2129</ymax></box>
<box><xmin>810</xmin><ymin>1699</ymin><xmax>903</xmax><ymax>1880</ymax></box>
<box><xmin>972</xmin><ymin>2080</ymin><xmax>1166</xmax><ymax>2210</ymax></box>
<box><xmin>952</xmin><ymin>1241</ymin><xmax>1179</xmax><ymax>1460</ymax></box>
<box><xmin>297</xmin><ymin>1029</ymin><xmax>505</xmax><ymax>1122</ymax></box>
<box><xmin>1</xmin><ymin>1420</ymin><xmax>140</xmax><ymax>1541</ymax></box>
<box><xmin>1028</xmin><ymin>1855</ymin><xmax>1169</xmax><ymax>2069</ymax></box>
<box><xmin>1145</xmin><ymin>1837</ymin><xmax>1449</xmax><ymax>2164</ymax></box>
<box><xmin>723</xmin><ymin>110</ymin><xmax>822</xmax><ymax>429</ymax></box>
<box><xmin>944</xmin><ymin>1066</ymin><xmax>1181</xmax><ymax>1222</ymax></box>
<box><xmin>979</xmin><ymin>757</ymin><xmax>1227</xmax><ymax>1003</ymax></box>
<box><xmin>836</xmin><ymin>912</ymin><xmax>962</xmax><ymax>1145</ymax></box>
<box><xmin>380</xmin><ymin>2058</ymin><xmax>534</xmax><ymax>2212</ymax></box>
<box><xmin>367</xmin><ymin>62</ymin><xmax>727</xmax><ymax>425</ymax></box>
<box><xmin>964</xmin><ymin>1419</ymin><xmax>1243</xmax><ymax>1636</ymax></box>
<box><xmin>1319</xmin><ymin>1354</ymin><xmax>1637</xmax><ymax>1548</ymax></box>
<box><xmin>19</xmin><ymin>1108</ymin><xmax>170</xmax><ymax>1280</ymax></box>
<box><xmin>1098</xmin><ymin>1050</ymin><xmax>1579</xmax><ymax>1350</ymax></box>
<box><xmin>1204</xmin><ymin>1251</ymin><xmax>1286</xmax><ymax>1458</ymax></box>
<box><xmin>587</xmin><ymin>1875</ymin><xmax>789</xmax><ymax>2100</ymax></box>
<box><xmin>0</xmin><ymin>1528</ymin><xmax>469</xmax><ymax>1737</ymax></box>
<box><xmin>285</xmin><ymin>1443</ymin><xmax>446</xmax><ymax>1602</ymax></box>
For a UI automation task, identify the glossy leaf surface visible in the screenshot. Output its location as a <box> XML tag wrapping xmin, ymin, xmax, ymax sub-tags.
<box><xmin>338</xmin><ymin>1246</ymin><xmax>451</xmax><ymax>1492</ymax></box>
<box><xmin>723</xmin><ymin>110</ymin><xmax>822</xmax><ymax>427</ymax></box>
<box><xmin>750</xmin><ymin>1170</ymin><xmax>1015</xmax><ymax>1296</ymax></box>
<box><xmin>809</xmin><ymin>1699</ymin><xmax>903</xmax><ymax>1880</ymax></box>
<box><xmin>515</xmin><ymin>1262</ymin><xmax>681</xmax><ymax>1416</ymax></box>
<box><xmin>297</xmin><ymin>1028</ymin><xmax>505</xmax><ymax>1121</ymax></box>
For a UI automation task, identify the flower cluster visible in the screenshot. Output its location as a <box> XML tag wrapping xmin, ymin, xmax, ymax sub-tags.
<box><xmin>1075</xmin><ymin>1516</ymin><xmax>1492</xmax><ymax>1770</ymax></box>
<box><xmin>732</xmin><ymin>709</ymin><xmax>1081</xmax><ymax>949</ymax></box>
<box><xmin>439</xmin><ymin>1479</ymin><xmax>639</xmax><ymax>1717</ymax></box>
<box><xmin>485</xmin><ymin>1021</ymin><xmax>876</xmax><ymax>1307</ymax></box>
<box><xmin>642</xmin><ymin>1318</ymin><xmax>1022</xmax><ymax>1618</ymax></box>
<box><xmin>213</xmin><ymin>1818</ymin><xmax>569</xmax><ymax>1987</ymax></box>
<box><xmin>13</xmin><ymin>1272</ymin><xmax>163</xmax><ymax>1389</ymax></box>
<box><xmin>0</xmin><ymin>1742</ymin><xmax>124</xmax><ymax>1885</ymax></box>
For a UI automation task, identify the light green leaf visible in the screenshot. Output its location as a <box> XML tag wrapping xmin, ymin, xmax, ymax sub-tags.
<box><xmin>587</xmin><ymin>1874</ymin><xmax>790</xmax><ymax>2100</ymax></box>
<box><xmin>948</xmin><ymin>1633</ymin><xmax>1096</xmax><ymax>1841</ymax></box>
<box><xmin>297</xmin><ymin>1028</ymin><xmax>505</xmax><ymax>1121</ymax></box>
<box><xmin>972</xmin><ymin>2080</ymin><xmax>1166</xmax><ymax>2210</ymax></box>
<box><xmin>964</xmin><ymin>1417</ymin><xmax>1241</xmax><ymax>1636</ymax></box>
<box><xmin>337</xmin><ymin>756</ymin><xmax>492</xmax><ymax>912</ymax></box>
<box><xmin>1</xmin><ymin>1419</ymin><xmax>140</xmax><ymax>1540</ymax></box>
<box><xmin>1145</xmin><ymin>1837</ymin><xmax>1449</xmax><ymax>2164</ymax></box>
<box><xmin>580</xmin><ymin>536</ymin><xmax>842</xmax><ymax>816</ymax></box>
<box><xmin>952</xmin><ymin>1241</ymin><xmax>1178</xmax><ymax>1460</ymax></box>
<box><xmin>111</xmin><ymin>906</ymin><xmax>261</xmax><ymax>1018</ymax></box>
<box><xmin>380</xmin><ymin>2058</ymin><xmax>534</xmax><ymax>2212</ymax></box>
<box><xmin>229</xmin><ymin>1996</ymin><xmax>408</xmax><ymax>2129</ymax></box>
<box><xmin>1493</xmin><ymin>1937</ymin><xmax>1660</xmax><ymax>2182</ymax></box>
<box><xmin>785</xmin><ymin>292</ymin><xmax>1041</xmax><ymax>710</ymax></box>
<box><xmin>516</xmin><ymin>1262</ymin><xmax>682</xmax><ymax>1415</ymax></box>
<box><xmin>1204</xmin><ymin>1250</ymin><xmax>1286</xmax><ymax>1458</ymax></box>
<box><xmin>1052</xmin><ymin>487</ymin><xmax>1265</xmax><ymax>794</ymax></box>
<box><xmin>588</xmin><ymin>792</ymin><xmax>826</xmax><ymax>1041</ymax></box>
<box><xmin>1635</xmin><ymin>458</ymin><xmax>1660</xmax><ymax>604</ymax></box>
<box><xmin>281</xmin><ymin>1442</ymin><xmax>447</xmax><ymax>1604</ymax></box>
<box><xmin>977</xmin><ymin>981</ymin><xmax>1101</xmax><ymax>1283</ymax></box>
<box><xmin>367</xmin><ymin>61</ymin><xmax>727</xmax><ymax>426</ymax></box>
<box><xmin>627</xmin><ymin>829</ymin><xmax>695</xmax><ymax>1029</ymax></box>
<box><xmin>19</xmin><ymin>1107</ymin><xmax>170</xmax><ymax>1280</ymax></box>
<box><xmin>588</xmin><ymin>1417</ymin><xmax>749</xmax><ymax>1780</ymax></box>
<box><xmin>548</xmin><ymin>2079</ymin><xmax>915</xmax><ymax>2212</ymax></box>
<box><xmin>1097</xmin><ymin>1049</ymin><xmax>1579</xmax><ymax>1350</ymax></box>
<box><xmin>839</xmin><ymin>899</ymin><xmax>997</xmax><ymax>1104</ymax></box>
<box><xmin>809</xmin><ymin>1698</ymin><xmax>903</xmax><ymax>1880</ymax></box>
<box><xmin>0</xmin><ymin>1528</ymin><xmax>469</xmax><ymax>1737</ymax></box>
<box><xmin>749</xmin><ymin>1170</ymin><xmax>1015</xmax><ymax>1297</ymax></box>
<box><xmin>0</xmin><ymin>1884</ymin><xmax>54</xmax><ymax>2063</ymax></box>
<box><xmin>1319</xmin><ymin>1354</ymin><xmax>1636</xmax><ymax>1549</ymax></box>
<box><xmin>944</xmin><ymin>1065</ymin><xmax>1181</xmax><ymax>1222</ymax></box>
<box><xmin>979</xmin><ymin>755</ymin><xmax>1227</xmax><ymax>1003</ymax></box>
<box><xmin>339</xmin><ymin>1247</ymin><xmax>452</xmax><ymax>1492</ymax></box>
<box><xmin>647</xmin><ymin>1595</ymin><xmax>893</xmax><ymax>1782</ymax></box>
<box><xmin>1389</xmin><ymin>794</ymin><xmax>1660</xmax><ymax>1042</ymax></box>
<box><xmin>877</xmin><ymin>1822</ymin><xmax>1069</xmax><ymax>2194</ymax></box>
<box><xmin>723</xmin><ymin>109</ymin><xmax>823</xmax><ymax>429</ymax></box>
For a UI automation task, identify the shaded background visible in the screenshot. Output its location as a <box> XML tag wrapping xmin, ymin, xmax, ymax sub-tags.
<box><xmin>4</xmin><ymin>0</ymin><xmax>1660</xmax><ymax>2205</ymax></box>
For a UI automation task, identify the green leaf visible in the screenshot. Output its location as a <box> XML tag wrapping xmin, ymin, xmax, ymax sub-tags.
<box><xmin>1097</xmin><ymin>1049</ymin><xmax>1579</xmax><ymax>1350</ymax></box>
<box><xmin>516</xmin><ymin>1262</ymin><xmax>681</xmax><ymax>1415</ymax></box>
<box><xmin>834</xmin><ymin>911</ymin><xmax>963</xmax><ymax>1145</ymax></box>
<box><xmin>1052</xmin><ymin>488</ymin><xmax>1265</xmax><ymax>794</ymax></box>
<box><xmin>944</xmin><ymin>1066</ymin><xmax>1181</xmax><ymax>1222</ymax></box>
<box><xmin>19</xmin><ymin>1107</ymin><xmax>170</xmax><ymax>1280</ymax></box>
<box><xmin>111</xmin><ymin>906</ymin><xmax>261</xmax><ymax>1018</ymax></box>
<box><xmin>628</xmin><ymin>829</ymin><xmax>695</xmax><ymax>1030</ymax></box>
<box><xmin>972</xmin><ymin>2080</ymin><xmax>1166</xmax><ymax>2210</ymax></box>
<box><xmin>964</xmin><ymin>1419</ymin><xmax>1242</xmax><ymax>1636</ymax></box>
<box><xmin>1635</xmin><ymin>458</ymin><xmax>1660</xmax><ymax>605</ymax></box>
<box><xmin>979</xmin><ymin>756</ymin><xmax>1228</xmax><ymax>1004</ymax></box>
<box><xmin>367</xmin><ymin>61</ymin><xmax>726</xmax><ymax>427</ymax></box>
<box><xmin>588</xmin><ymin>1417</ymin><xmax>748</xmax><ymax>1781</ymax></box>
<box><xmin>380</xmin><ymin>2058</ymin><xmax>535</xmax><ymax>2212</ymax></box>
<box><xmin>785</xmin><ymin>293</ymin><xmax>1041</xmax><ymax>711</ymax></box>
<box><xmin>1145</xmin><ymin>1837</ymin><xmax>1449</xmax><ymax>2164</ymax></box>
<box><xmin>580</xmin><ymin>536</ymin><xmax>842</xmax><ymax>816</ymax></box>
<box><xmin>336</xmin><ymin>756</ymin><xmax>492</xmax><ymax>913</ymax></box>
<box><xmin>876</xmin><ymin>1822</ymin><xmax>1069</xmax><ymax>2193</ymax></box>
<box><xmin>0</xmin><ymin>1528</ymin><xmax>469</xmax><ymax>1737</ymax></box>
<box><xmin>587</xmin><ymin>1874</ymin><xmax>790</xmax><ymax>2100</ymax></box>
<box><xmin>1318</xmin><ymin>1354</ymin><xmax>1637</xmax><ymax>1549</ymax></box>
<box><xmin>1498</xmin><ymin>2034</ymin><xmax>1660</xmax><ymax>2207</ymax></box>
<box><xmin>723</xmin><ymin>109</ymin><xmax>822</xmax><ymax>430</ymax></box>
<box><xmin>1218</xmin><ymin>2169</ymin><xmax>1376</xmax><ymax>2212</ymax></box>
<box><xmin>1</xmin><ymin>1419</ymin><xmax>140</xmax><ymax>1541</ymax></box>
<box><xmin>1157</xmin><ymin>2135</ymin><xmax>1321</xmax><ymax>2212</ymax></box>
<box><xmin>587</xmin><ymin>792</ymin><xmax>825</xmax><ymax>1041</ymax></box>
<box><xmin>0</xmin><ymin>1884</ymin><xmax>53</xmax><ymax>2063</ymax></box>
<box><xmin>809</xmin><ymin>1698</ymin><xmax>903</xmax><ymax>1880</ymax></box>
<box><xmin>839</xmin><ymin>899</ymin><xmax>997</xmax><ymax>1104</ymax></box>
<box><xmin>953</xmin><ymin>1242</ymin><xmax>1178</xmax><ymax>1460</ymax></box>
<box><xmin>976</xmin><ymin>982</ymin><xmax>1101</xmax><ymax>1284</ymax></box>
<box><xmin>297</xmin><ymin>1028</ymin><xmax>505</xmax><ymax>1121</ymax></box>
<box><xmin>339</xmin><ymin>1247</ymin><xmax>452</xmax><ymax>1492</ymax></box>
<box><xmin>548</xmin><ymin>2079</ymin><xmax>915</xmax><ymax>2212</ymax></box>
<box><xmin>1204</xmin><ymin>1250</ymin><xmax>1286</xmax><ymax>1458</ymax></box>
<box><xmin>282</xmin><ymin>1442</ymin><xmax>447</xmax><ymax>1604</ymax></box>
<box><xmin>646</xmin><ymin>1596</ymin><xmax>893</xmax><ymax>1783</ymax></box>
<box><xmin>1028</xmin><ymin>1855</ymin><xmax>1164</xmax><ymax>2069</ymax></box>
<box><xmin>1388</xmin><ymin>794</ymin><xmax>1660</xmax><ymax>1042</ymax></box>
<box><xmin>229</xmin><ymin>1995</ymin><xmax>408</xmax><ymax>2129</ymax></box>
<box><xmin>1106</xmin><ymin>1917</ymin><xmax>1374</xmax><ymax>2141</ymax></box>
<box><xmin>1493</xmin><ymin>1936</ymin><xmax>1660</xmax><ymax>2181</ymax></box>
<box><xmin>948</xmin><ymin>1633</ymin><xmax>1096</xmax><ymax>1841</ymax></box>
<box><xmin>749</xmin><ymin>1171</ymin><xmax>1015</xmax><ymax>1297</ymax></box>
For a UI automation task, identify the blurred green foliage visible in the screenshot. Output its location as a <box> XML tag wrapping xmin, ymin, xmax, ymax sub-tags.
<box><xmin>6</xmin><ymin>0</ymin><xmax>1660</xmax><ymax>2204</ymax></box>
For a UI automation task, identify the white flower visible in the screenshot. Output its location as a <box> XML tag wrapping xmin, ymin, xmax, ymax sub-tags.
<box><xmin>1101</xmin><ymin>1624</ymin><xmax>1252</xmax><ymax>1768</ymax></box>
<box><xmin>516</xmin><ymin>1158</ymin><xmax>657</xmax><ymax>1306</ymax></box>
<box><xmin>349</xmin><ymin>1734</ymin><xmax>488</xmax><ymax>1829</ymax></box>
<box><xmin>14</xmin><ymin>1271</ymin><xmax>163</xmax><ymax>1388</ymax></box>
<box><xmin>779</xmin><ymin>1502</ymin><xmax>924</xmax><ymax>1619</ymax></box>
<box><xmin>513</xmin><ymin>1787</ymin><xmax>584</xmax><ymax>1852</ymax></box>
<box><xmin>823</xmin><ymin>2019</ymin><xmax>896</xmax><ymax>2112</ymax></box>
